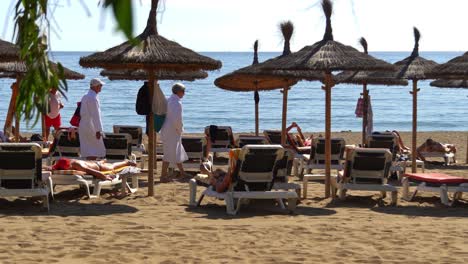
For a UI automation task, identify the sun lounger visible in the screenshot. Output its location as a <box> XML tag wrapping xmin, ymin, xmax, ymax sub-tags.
<box><xmin>236</xmin><ymin>135</ymin><xmax>268</xmax><ymax>148</ymax></box>
<box><xmin>402</xmin><ymin>172</ymin><xmax>468</xmax><ymax>206</ymax></box>
<box><xmin>113</xmin><ymin>125</ymin><xmax>155</xmax><ymax>168</ymax></box>
<box><xmin>50</xmin><ymin>166</ymin><xmax>141</xmax><ymax>198</ymax></box>
<box><xmin>103</xmin><ymin>133</ymin><xmax>136</xmax><ymax>162</ymax></box>
<box><xmin>190</xmin><ymin>145</ymin><xmax>298</xmax><ymax>215</ymax></box>
<box><xmin>338</xmin><ymin>148</ymin><xmax>398</xmax><ymax>205</ymax></box>
<box><xmin>205</xmin><ymin>125</ymin><xmax>235</xmax><ymax>155</ymax></box>
<box><xmin>47</xmin><ymin>129</ymin><xmax>81</xmax><ymax>164</ymax></box>
<box><xmin>301</xmin><ymin>138</ymin><xmax>345</xmax><ymax>199</ymax></box>
<box><xmin>169</xmin><ymin>136</ymin><xmax>213</xmax><ymax>172</ymax></box>
<box><xmin>0</xmin><ymin>143</ymin><xmax>51</xmax><ymax>211</ymax></box>
<box><xmin>263</xmin><ymin>129</ymin><xmax>310</xmax><ymax>177</ymax></box>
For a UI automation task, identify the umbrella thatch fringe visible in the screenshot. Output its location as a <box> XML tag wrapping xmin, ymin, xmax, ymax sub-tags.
<box><xmin>280</xmin><ymin>21</ymin><xmax>294</xmax><ymax>56</ymax></box>
<box><xmin>430</xmin><ymin>79</ymin><xmax>468</xmax><ymax>88</ymax></box>
<box><xmin>253</xmin><ymin>40</ymin><xmax>259</xmax><ymax>65</ymax></box>
<box><xmin>322</xmin><ymin>0</ymin><xmax>333</xmax><ymax>41</ymax></box>
<box><xmin>359</xmin><ymin>37</ymin><xmax>368</xmax><ymax>54</ymax></box>
<box><xmin>100</xmin><ymin>68</ymin><xmax>207</xmax><ymax>81</ymax></box>
<box><xmin>0</xmin><ymin>61</ymin><xmax>84</xmax><ymax>80</ymax></box>
<box><xmin>0</xmin><ymin>39</ymin><xmax>20</xmax><ymax>62</ymax></box>
<box><xmin>410</xmin><ymin>27</ymin><xmax>420</xmax><ymax>58</ymax></box>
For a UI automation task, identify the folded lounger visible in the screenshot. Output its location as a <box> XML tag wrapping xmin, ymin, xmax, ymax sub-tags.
<box><xmin>301</xmin><ymin>138</ymin><xmax>345</xmax><ymax>199</ymax></box>
<box><xmin>338</xmin><ymin>148</ymin><xmax>398</xmax><ymax>205</ymax></box>
<box><xmin>0</xmin><ymin>143</ymin><xmax>51</xmax><ymax>211</ymax></box>
<box><xmin>189</xmin><ymin>145</ymin><xmax>298</xmax><ymax>215</ymax></box>
<box><xmin>50</xmin><ymin>166</ymin><xmax>141</xmax><ymax>199</ymax></box>
<box><xmin>402</xmin><ymin>173</ymin><xmax>468</xmax><ymax>206</ymax></box>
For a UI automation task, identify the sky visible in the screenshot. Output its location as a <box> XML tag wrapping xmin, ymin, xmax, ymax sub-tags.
<box><xmin>1</xmin><ymin>0</ymin><xmax>467</xmax><ymax>52</ymax></box>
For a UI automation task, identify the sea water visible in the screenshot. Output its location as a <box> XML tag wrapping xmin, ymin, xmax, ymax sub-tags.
<box><xmin>0</xmin><ymin>51</ymin><xmax>466</xmax><ymax>133</ymax></box>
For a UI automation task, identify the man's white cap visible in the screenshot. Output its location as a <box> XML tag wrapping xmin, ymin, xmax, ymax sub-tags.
<box><xmin>90</xmin><ymin>78</ymin><xmax>105</xmax><ymax>87</ymax></box>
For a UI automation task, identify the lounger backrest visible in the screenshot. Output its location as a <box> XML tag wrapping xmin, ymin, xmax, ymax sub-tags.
<box><xmin>113</xmin><ymin>125</ymin><xmax>143</xmax><ymax>146</ymax></box>
<box><xmin>181</xmin><ymin>136</ymin><xmax>207</xmax><ymax>161</ymax></box>
<box><xmin>345</xmin><ymin>148</ymin><xmax>392</xmax><ymax>184</ymax></box>
<box><xmin>205</xmin><ymin>126</ymin><xmax>234</xmax><ymax>148</ymax></box>
<box><xmin>263</xmin><ymin>130</ymin><xmax>283</xmax><ymax>145</ymax></box>
<box><xmin>273</xmin><ymin>149</ymin><xmax>294</xmax><ymax>182</ymax></box>
<box><xmin>312</xmin><ymin>138</ymin><xmax>346</xmax><ymax>164</ymax></box>
<box><xmin>52</xmin><ymin>130</ymin><xmax>80</xmax><ymax>157</ymax></box>
<box><xmin>236</xmin><ymin>136</ymin><xmax>268</xmax><ymax>148</ymax></box>
<box><xmin>0</xmin><ymin>143</ymin><xmax>42</xmax><ymax>189</ymax></box>
<box><xmin>367</xmin><ymin>132</ymin><xmax>398</xmax><ymax>159</ymax></box>
<box><xmin>232</xmin><ymin>145</ymin><xmax>284</xmax><ymax>191</ymax></box>
<box><xmin>104</xmin><ymin>133</ymin><xmax>132</xmax><ymax>160</ymax></box>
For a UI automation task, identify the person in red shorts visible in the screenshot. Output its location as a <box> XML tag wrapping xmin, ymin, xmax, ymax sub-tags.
<box><xmin>45</xmin><ymin>87</ymin><xmax>64</xmax><ymax>139</ymax></box>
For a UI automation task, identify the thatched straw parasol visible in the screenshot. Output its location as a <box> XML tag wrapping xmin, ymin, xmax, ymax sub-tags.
<box><xmin>261</xmin><ymin>0</ymin><xmax>394</xmax><ymax>197</ymax></box>
<box><xmin>215</xmin><ymin>21</ymin><xmax>322</xmax><ymax>142</ymax></box>
<box><xmin>100</xmin><ymin>69</ymin><xmax>208</xmax><ymax>81</ymax></box>
<box><xmin>0</xmin><ymin>39</ymin><xmax>20</xmax><ymax>62</ymax></box>
<box><xmin>389</xmin><ymin>28</ymin><xmax>438</xmax><ymax>172</ymax></box>
<box><xmin>0</xmin><ymin>61</ymin><xmax>84</xmax><ymax>142</ymax></box>
<box><xmin>79</xmin><ymin>0</ymin><xmax>221</xmax><ymax>196</ymax></box>
<box><xmin>335</xmin><ymin>38</ymin><xmax>408</xmax><ymax>145</ymax></box>
<box><xmin>430</xmin><ymin>79</ymin><xmax>468</xmax><ymax>88</ymax></box>
<box><xmin>430</xmin><ymin>51</ymin><xmax>468</xmax><ymax>80</ymax></box>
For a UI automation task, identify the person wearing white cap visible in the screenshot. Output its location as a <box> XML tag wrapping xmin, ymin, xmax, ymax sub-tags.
<box><xmin>78</xmin><ymin>78</ymin><xmax>106</xmax><ymax>159</ymax></box>
<box><xmin>160</xmin><ymin>82</ymin><xmax>189</xmax><ymax>182</ymax></box>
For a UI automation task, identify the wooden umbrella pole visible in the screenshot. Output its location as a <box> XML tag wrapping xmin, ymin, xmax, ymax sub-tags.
<box><xmin>15</xmin><ymin>112</ymin><xmax>20</xmax><ymax>142</ymax></box>
<box><xmin>466</xmin><ymin>133</ymin><xmax>468</xmax><ymax>164</ymax></box>
<box><xmin>4</xmin><ymin>79</ymin><xmax>20</xmax><ymax>139</ymax></box>
<box><xmin>411</xmin><ymin>80</ymin><xmax>419</xmax><ymax>173</ymax></box>
<box><xmin>41</xmin><ymin>114</ymin><xmax>47</xmax><ymax>142</ymax></box>
<box><xmin>280</xmin><ymin>87</ymin><xmax>289</xmax><ymax>146</ymax></box>
<box><xmin>361</xmin><ymin>83</ymin><xmax>368</xmax><ymax>146</ymax></box>
<box><xmin>324</xmin><ymin>73</ymin><xmax>333</xmax><ymax>198</ymax></box>
<box><xmin>147</xmin><ymin>70</ymin><xmax>155</xmax><ymax>196</ymax></box>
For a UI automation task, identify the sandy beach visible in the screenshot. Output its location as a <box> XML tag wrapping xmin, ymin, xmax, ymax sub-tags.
<box><xmin>1</xmin><ymin>131</ymin><xmax>467</xmax><ymax>264</ymax></box>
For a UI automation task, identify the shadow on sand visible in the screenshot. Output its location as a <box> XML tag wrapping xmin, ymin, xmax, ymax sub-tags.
<box><xmin>184</xmin><ymin>200</ymin><xmax>336</xmax><ymax>219</ymax></box>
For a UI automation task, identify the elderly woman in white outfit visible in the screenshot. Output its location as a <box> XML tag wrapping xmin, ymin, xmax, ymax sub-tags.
<box><xmin>160</xmin><ymin>83</ymin><xmax>188</xmax><ymax>182</ymax></box>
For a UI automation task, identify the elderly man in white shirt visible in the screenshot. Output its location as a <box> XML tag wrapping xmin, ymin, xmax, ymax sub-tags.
<box><xmin>79</xmin><ymin>78</ymin><xmax>106</xmax><ymax>160</ymax></box>
<box><xmin>160</xmin><ymin>83</ymin><xmax>188</xmax><ymax>182</ymax></box>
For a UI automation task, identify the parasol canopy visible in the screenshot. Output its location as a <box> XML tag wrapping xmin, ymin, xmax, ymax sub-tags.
<box><xmin>0</xmin><ymin>39</ymin><xmax>20</xmax><ymax>62</ymax></box>
<box><xmin>336</xmin><ymin>38</ymin><xmax>408</xmax><ymax>86</ymax></box>
<box><xmin>100</xmin><ymin>68</ymin><xmax>208</xmax><ymax>81</ymax></box>
<box><xmin>79</xmin><ymin>1</ymin><xmax>221</xmax><ymax>72</ymax></box>
<box><xmin>0</xmin><ymin>61</ymin><xmax>85</xmax><ymax>80</ymax></box>
<box><xmin>429</xmin><ymin>51</ymin><xmax>468</xmax><ymax>79</ymax></box>
<box><xmin>430</xmin><ymin>79</ymin><xmax>468</xmax><ymax>88</ymax></box>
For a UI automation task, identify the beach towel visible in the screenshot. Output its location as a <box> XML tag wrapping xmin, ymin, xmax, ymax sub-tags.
<box><xmin>152</xmin><ymin>82</ymin><xmax>167</xmax><ymax>132</ymax></box>
<box><xmin>355</xmin><ymin>97</ymin><xmax>364</xmax><ymax>118</ymax></box>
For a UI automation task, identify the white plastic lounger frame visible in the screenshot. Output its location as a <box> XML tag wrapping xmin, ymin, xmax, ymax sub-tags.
<box><xmin>0</xmin><ymin>143</ymin><xmax>50</xmax><ymax>211</ymax></box>
<box><xmin>189</xmin><ymin>145</ymin><xmax>298</xmax><ymax>215</ymax></box>
<box><xmin>236</xmin><ymin>135</ymin><xmax>268</xmax><ymax>148</ymax></box>
<box><xmin>338</xmin><ymin>148</ymin><xmax>398</xmax><ymax>205</ymax></box>
<box><xmin>103</xmin><ymin>133</ymin><xmax>136</xmax><ymax>162</ymax></box>
<box><xmin>401</xmin><ymin>176</ymin><xmax>468</xmax><ymax>206</ymax></box>
<box><xmin>113</xmin><ymin>125</ymin><xmax>152</xmax><ymax>168</ymax></box>
<box><xmin>50</xmin><ymin>169</ymin><xmax>140</xmax><ymax>199</ymax></box>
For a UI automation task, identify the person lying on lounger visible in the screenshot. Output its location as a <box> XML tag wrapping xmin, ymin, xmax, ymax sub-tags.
<box><xmin>44</xmin><ymin>158</ymin><xmax>137</xmax><ymax>181</ymax></box>
<box><xmin>416</xmin><ymin>139</ymin><xmax>457</xmax><ymax>162</ymax></box>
